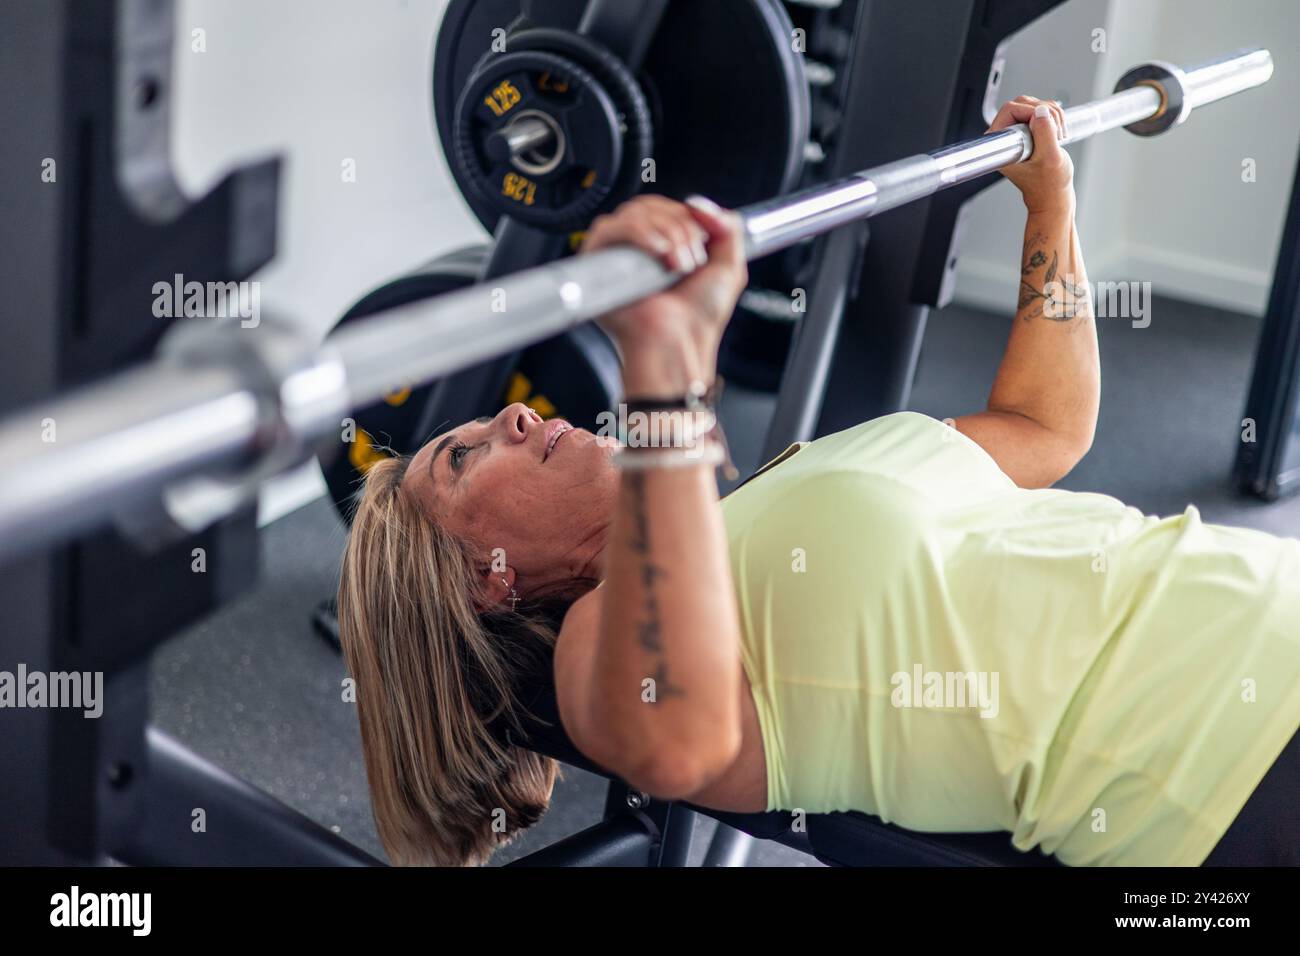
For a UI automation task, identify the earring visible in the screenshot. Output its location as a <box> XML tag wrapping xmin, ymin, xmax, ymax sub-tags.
<box><xmin>501</xmin><ymin>576</ymin><xmax>520</xmax><ymax>611</ymax></box>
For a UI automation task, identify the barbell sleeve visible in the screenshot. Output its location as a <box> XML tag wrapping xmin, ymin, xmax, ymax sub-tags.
<box><xmin>0</xmin><ymin>365</ymin><xmax>262</xmax><ymax>561</ymax></box>
<box><xmin>486</xmin><ymin>116</ymin><xmax>556</xmax><ymax>163</ymax></box>
<box><xmin>1183</xmin><ymin>47</ymin><xmax>1275</xmax><ymax>110</ymax></box>
<box><xmin>0</xmin><ymin>48</ymin><xmax>1273</xmax><ymax>563</ymax></box>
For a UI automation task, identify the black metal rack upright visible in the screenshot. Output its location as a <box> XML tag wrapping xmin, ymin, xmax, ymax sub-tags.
<box><xmin>1236</xmin><ymin>153</ymin><xmax>1300</xmax><ymax>500</ymax></box>
<box><xmin>762</xmin><ymin>0</ymin><xmax>1067</xmax><ymax>460</ymax></box>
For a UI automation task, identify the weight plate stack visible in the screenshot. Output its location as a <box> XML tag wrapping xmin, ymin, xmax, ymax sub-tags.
<box><xmin>433</xmin><ymin>0</ymin><xmax>808</xmax><ymax>234</ymax></box>
<box><xmin>432</xmin><ymin>0</ymin><xmax>813</xmax><ymax>395</ymax></box>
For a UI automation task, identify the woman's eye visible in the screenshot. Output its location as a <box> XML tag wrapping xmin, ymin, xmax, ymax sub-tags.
<box><xmin>450</xmin><ymin>444</ymin><xmax>469</xmax><ymax>468</ymax></box>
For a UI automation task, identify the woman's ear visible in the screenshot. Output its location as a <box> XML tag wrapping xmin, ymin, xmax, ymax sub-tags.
<box><xmin>472</xmin><ymin>564</ymin><xmax>517</xmax><ymax>613</ymax></box>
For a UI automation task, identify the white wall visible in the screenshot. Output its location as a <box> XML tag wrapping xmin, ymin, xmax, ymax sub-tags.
<box><xmin>953</xmin><ymin>0</ymin><xmax>1300</xmax><ymax>316</ymax></box>
<box><xmin>1081</xmin><ymin>0</ymin><xmax>1300</xmax><ymax>314</ymax></box>
<box><xmin>173</xmin><ymin>0</ymin><xmax>483</xmax><ymax>326</ymax></box>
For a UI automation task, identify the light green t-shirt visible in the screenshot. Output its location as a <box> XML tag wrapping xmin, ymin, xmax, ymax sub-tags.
<box><xmin>720</xmin><ymin>411</ymin><xmax>1300</xmax><ymax>865</ymax></box>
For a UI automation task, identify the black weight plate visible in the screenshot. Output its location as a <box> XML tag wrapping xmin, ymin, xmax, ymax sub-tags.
<box><xmin>454</xmin><ymin>49</ymin><xmax>624</xmax><ymax>230</ymax></box>
<box><xmin>322</xmin><ymin>247</ymin><xmax>486</xmax><ymax>522</ymax></box>
<box><xmin>503</xmin><ymin>28</ymin><xmax>654</xmax><ymax>217</ymax></box>
<box><xmin>323</xmin><ymin>245</ymin><xmax>622</xmax><ymax>524</ymax></box>
<box><xmin>433</xmin><ymin>0</ymin><xmax>807</xmax><ymax>234</ymax></box>
<box><xmin>434</xmin><ymin>0</ymin><xmax>590</xmax><ymax>233</ymax></box>
<box><xmin>639</xmin><ymin>0</ymin><xmax>807</xmax><ymax>209</ymax></box>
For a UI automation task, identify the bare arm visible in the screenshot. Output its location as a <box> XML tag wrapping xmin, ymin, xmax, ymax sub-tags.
<box><xmin>954</xmin><ymin>98</ymin><xmax>1099</xmax><ymax>488</ymax></box>
<box><xmin>557</xmin><ymin>196</ymin><xmax>748</xmax><ymax>799</ymax></box>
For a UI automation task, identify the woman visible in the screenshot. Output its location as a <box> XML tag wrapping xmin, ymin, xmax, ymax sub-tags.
<box><xmin>338</xmin><ymin>97</ymin><xmax>1300</xmax><ymax>866</ymax></box>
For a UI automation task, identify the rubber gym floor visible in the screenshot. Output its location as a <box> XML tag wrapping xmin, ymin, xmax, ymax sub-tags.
<box><xmin>152</xmin><ymin>294</ymin><xmax>1300</xmax><ymax>865</ymax></box>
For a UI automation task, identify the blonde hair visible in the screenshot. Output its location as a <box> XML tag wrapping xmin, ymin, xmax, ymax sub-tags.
<box><xmin>337</xmin><ymin>455</ymin><xmax>583</xmax><ymax>866</ymax></box>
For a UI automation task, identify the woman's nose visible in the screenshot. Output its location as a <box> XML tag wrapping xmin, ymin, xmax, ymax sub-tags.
<box><xmin>500</xmin><ymin>402</ymin><xmax>539</xmax><ymax>441</ymax></box>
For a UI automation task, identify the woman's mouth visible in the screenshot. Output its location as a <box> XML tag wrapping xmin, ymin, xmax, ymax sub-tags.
<box><xmin>543</xmin><ymin>421</ymin><xmax>573</xmax><ymax>462</ymax></box>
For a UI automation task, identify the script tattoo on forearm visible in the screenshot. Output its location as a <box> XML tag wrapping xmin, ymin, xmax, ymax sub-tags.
<box><xmin>1018</xmin><ymin>241</ymin><xmax>1088</xmax><ymax>322</ymax></box>
<box><xmin>626</xmin><ymin>473</ymin><xmax>685</xmax><ymax>700</ymax></box>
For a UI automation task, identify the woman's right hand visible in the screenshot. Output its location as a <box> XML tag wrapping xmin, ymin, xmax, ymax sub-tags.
<box><xmin>987</xmin><ymin>95</ymin><xmax>1075</xmax><ymax>215</ymax></box>
<box><xmin>580</xmin><ymin>194</ymin><xmax>748</xmax><ymax>396</ymax></box>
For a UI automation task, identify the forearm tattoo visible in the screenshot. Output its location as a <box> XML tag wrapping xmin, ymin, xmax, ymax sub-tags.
<box><xmin>1021</xmin><ymin>232</ymin><xmax>1048</xmax><ymax>275</ymax></box>
<box><xmin>626</xmin><ymin>473</ymin><xmax>685</xmax><ymax>700</ymax></box>
<box><xmin>1018</xmin><ymin>233</ymin><xmax>1088</xmax><ymax>322</ymax></box>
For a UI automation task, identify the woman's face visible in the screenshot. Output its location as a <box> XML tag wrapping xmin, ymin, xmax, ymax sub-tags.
<box><xmin>402</xmin><ymin>403</ymin><xmax>619</xmax><ymax>584</ymax></box>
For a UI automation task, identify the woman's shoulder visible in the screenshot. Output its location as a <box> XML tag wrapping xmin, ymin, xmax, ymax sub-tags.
<box><xmin>728</xmin><ymin>412</ymin><xmax>938</xmax><ymax>489</ymax></box>
<box><xmin>819</xmin><ymin>410</ymin><xmax>952</xmax><ymax>446</ymax></box>
<box><xmin>761</xmin><ymin>411</ymin><xmax>1014</xmax><ymax>502</ymax></box>
<box><xmin>793</xmin><ymin>411</ymin><xmax>962</xmax><ymax>472</ymax></box>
